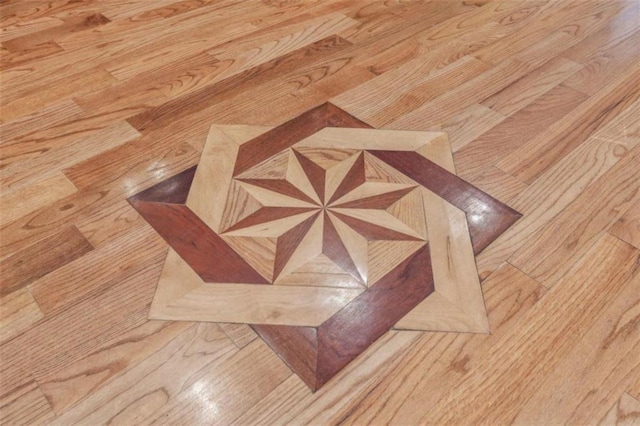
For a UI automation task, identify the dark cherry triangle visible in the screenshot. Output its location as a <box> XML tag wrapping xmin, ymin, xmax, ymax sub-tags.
<box><xmin>237</xmin><ymin>178</ymin><xmax>318</xmax><ymax>205</ymax></box>
<box><xmin>128</xmin><ymin>200</ymin><xmax>269</xmax><ymax>284</ymax></box>
<box><xmin>223</xmin><ymin>207</ymin><xmax>318</xmax><ymax>233</ymax></box>
<box><xmin>322</xmin><ymin>212</ymin><xmax>364</xmax><ymax>283</ymax></box>
<box><xmin>327</xmin><ymin>152</ymin><xmax>366</xmax><ymax>205</ymax></box>
<box><xmin>330</xmin><ymin>211</ymin><xmax>421</xmax><ymax>241</ymax></box>
<box><xmin>292</xmin><ymin>150</ymin><xmax>326</xmax><ymax>204</ymax></box>
<box><xmin>128</xmin><ymin>166</ymin><xmax>196</xmax><ymax>204</ymax></box>
<box><xmin>331</xmin><ymin>186</ymin><xmax>416</xmax><ymax>209</ymax></box>
<box><xmin>273</xmin><ymin>212</ymin><xmax>321</xmax><ymax>280</ymax></box>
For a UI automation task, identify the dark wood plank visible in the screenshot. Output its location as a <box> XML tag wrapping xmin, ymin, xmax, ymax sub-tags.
<box><xmin>0</xmin><ymin>226</ymin><xmax>93</xmax><ymax>297</ymax></box>
<box><xmin>128</xmin><ymin>201</ymin><xmax>269</xmax><ymax>284</ymax></box>
<box><xmin>368</xmin><ymin>150</ymin><xmax>521</xmax><ymax>252</ymax></box>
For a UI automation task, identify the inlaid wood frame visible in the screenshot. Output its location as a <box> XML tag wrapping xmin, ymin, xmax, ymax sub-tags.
<box><xmin>128</xmin><ymin>103</ymin><xmax>521</xmax><ymax>390</ymax></box>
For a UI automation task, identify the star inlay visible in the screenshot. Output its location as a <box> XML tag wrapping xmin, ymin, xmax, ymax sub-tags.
<box><xmin>223</xmin><ymin>149</ymin><xmax>425</xmax><ymax>286</ymax></box>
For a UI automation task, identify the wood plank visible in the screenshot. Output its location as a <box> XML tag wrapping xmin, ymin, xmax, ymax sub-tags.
<box><xmin>0</xmin><ymin>381</ymin><xmax>55</xmax><ymax>426</ymax></box>
<box><xmin>599</xmin><ymin>393</ymin><xmax>640</xmax><ymax>426</ymax></box>
<box><xmin>241</xmin><ymin>263</ymin><xmax>545</xmax><ymax>424</ymax></box>
<box><xmin>496</xmin><ymin>61</ymin><xmax>640</xmax><ymax>184</ymax></box>
<box><xmin>477</xmin><ymin>142</ymin><xmax>640</xmax><ymax>281</ymax></box>
<box><xmin>0</xmin><ymin>172</ymin><xmax>77</xmax><ymax>226</ymax></box>
<box><xmin>0</xmin><ymin>226</ymin><xmax>93</xmax><ymax>296</ymax></box>
<box><xmin>49</xmin><ymin>323</ymin><xmax>238</xmax><ymax>425</ymax></box>
<box><xmin>332</xmin><ymin>54</ymin><xmax>490</xmax><ymax>127</ymax></box>
<box><xmin>510</xmin><ymin>272</ymin><xmax>640</xmax><ymax>424</ymax></box>
<box><xmin>143</xmin><ymin>339</ymin><xmax>291</xmax><ymax>425</ymax></box>
<box><xmin>0</xmin><ymin>288</ymin><xmax>44</xmax><ymax>345</ymax></box>
<box><xmin>563</xmin><ymin>28</ymin><xmax>640</xmax><ymax>96</ymax></box>
<box><xmin>480</xmin><ymin>56</ymin><xmax>583</xmax><ymax>116</ymax></box>
<box><xmin>219</xmin><ymin>323</ymin><xmax>257</xmax><ymax>349</ymax></box>
<box><xmin>610</xmin><ymin>200</ymin><xmax>640</xmax><ymax>250</ymax></box>
<box><xmin>28</xmin><ymin>225</ymin><xmax>164</xmax><ymax>315</ymax></box>
<box><xmin>1</xmin><ymin>121</ymin><xmax>139</xmax><ymax>193</ymax></box>
<box><xmin>0</xmin><ymin>261</ymin><xmax>165</xmax><ymax>397</ymax></box>
<box><xmin>454</xmin><ymin>84</ymin><xmax>587</xmax><ymax>181</ymax></box>
<box><xmin>508</xmin><ymin>119</ymin><xmax>640</xmax><ymax>285</ymax></box>
<box><xmin>406</xmin><ymin>234</ymin><xmax>640</xmax><ymax>425</ymax></box>
<box><xmin>387</xmin><ymin>28</ymin><xmax>583</xmax><ymax>131</ymax></box>
<box><xmin>38</xmin><ymin>320</ymin><xmax>192</xmax><ymax>415</ymax></box>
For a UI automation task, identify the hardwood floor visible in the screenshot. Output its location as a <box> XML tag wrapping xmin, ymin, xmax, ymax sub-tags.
<box><xmin>1</xmin><ymin>0</ymin><xmax>639</xmax><ymax>423</ymax></box>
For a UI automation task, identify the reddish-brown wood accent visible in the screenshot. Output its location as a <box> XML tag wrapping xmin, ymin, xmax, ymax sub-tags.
<box><xmin>223</xmin><ymin>207</ymin><xmax>318</xmax><ymax>233</ymax></box>
<box><xmin>322</xmin><ymin>212</ymin><xmax>364</xmax><ymax>283</ymax></box>
<box><xmin>332</xmin><ymin>186</ymin><xmax>416</xmax><ymax>209</ymax></box>
<box><xmin>368</xmin><ymin>150</ymin><xmax>521</xmax><ymax>252</ymax></box>
<box><xmin>273</xmin><ymin>212</ymin><xmax>321</xmax><ymax>280</ymax></box>
<box><xmin>127</xmin><ymin>37</ymin><xmax>354</xmax><ymax>133</ymax></box>
<box><xmin>330</xmin><ymin>211</ymin><xmax>422</xmax><ymax>241</ymax></box>
<box><xmin>327</xmin><ymin>152</ymin><xmax>366</xmax><ymax>204</ymax></box>
<box><xmin>251</xmin><ymin>324</ymin><xmax>318</xmax><ymax>390</ymax></box>
<box><xmin>128</xmin><ymin>166</ymin><xmax>196</xmax><ymax>205</ymax></box>
<box><xmin>128</xmin><ymin>200</ymin><xmax>269</xmax><ymax>284</ymax></box>
<box><xmin>237</xmin><ymin>178</ymin><xmax>318</xmax><ymax>205</ymax></box>
<box><xmin>316</xmin><ymin>244</ymin><xmax>433</xmax><ymax>388</ymax></box>
<box><xmin>232</xmin><ymin>103</ymin><xmax>372</xmax><ymax>176</ymax></box>
<box><xmin>253</xmin><ymin>244</ymin><xmax>434</xmax><ymax>391</ymax></box>
<box><xmin>292</xmin><ymin>150</ymin><xmax>326</xmax><ymax>203</ymax></box>
<box><xmin>0</xmin><ymin>226</ymin><xmax>94</xmax><ymax>297</ymax></box>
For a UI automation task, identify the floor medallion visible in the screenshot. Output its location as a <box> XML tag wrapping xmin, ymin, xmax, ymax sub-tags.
<box><xmin>128</xmin><ymin>103</ymin><xmax>521</xmax><ymax>391</ymax></box>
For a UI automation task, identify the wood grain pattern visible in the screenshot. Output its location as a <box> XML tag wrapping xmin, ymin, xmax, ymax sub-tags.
<box><xmin>2</xmin><ymin>0</ymin><xmax>639</xmax><ymax>421</ymax></box>
<box><xmin>599</xmin><ymin>393</ymin><xmax>640</xmax><ymax>426</ymax></box>
<box><xmin>0</xmin><ymin>226</ymin><xmax>93</xmax><ymax>296</ymax></box>
<box><xmin>610</xmin><ymin>200</ymin><xmax>640</xmax><ymax>250</ymax></box>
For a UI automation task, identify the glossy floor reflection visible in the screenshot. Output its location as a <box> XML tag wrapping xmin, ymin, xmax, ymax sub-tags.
<box><xmin>128</xmin><ymin>103</ymin><xmax>521</xmax><ymax>390</ymax></box>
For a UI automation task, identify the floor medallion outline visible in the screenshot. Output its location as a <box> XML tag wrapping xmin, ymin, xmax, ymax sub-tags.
<box><xmin>128</xmin><ymin>102</ymin><xmax>521</xmax><ymax>391</ymax></box>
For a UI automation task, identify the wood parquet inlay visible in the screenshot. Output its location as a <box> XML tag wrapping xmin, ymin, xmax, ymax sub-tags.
<box><xmin>127</xmin><ymin>103</ymin><xmax>521</xmax><ymax>390</ymax></box>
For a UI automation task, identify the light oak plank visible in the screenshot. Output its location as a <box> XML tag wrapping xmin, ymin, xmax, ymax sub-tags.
<box><xmin>476</xmin><ymin>111</ymin><xmax>640</xmax><ymax>280</ymax></box>
<box><xmin>0</xmin><ymin>288</ymin><xmax>44</xmax><ymax>345</ymax></box>
<box><xmin>28</xmin><ymin>225</ymin><xmax>165</xmax><ymax>315</ymax></box>
<box><xmin>49</xmin><ymin>323</ymin><xmax>237</xmax><ymax>425</ymax></box>
<box><xmin>599</xmin><ymin>393</ymin><xmax>640</xmax><ymax>426</ymax></box>
<box><xmin>0</xmin><ymin>381</ymin><xmax>55</xmax><ymax>426</ymax></box>
<box><xmin>150</xmin><ymin>249</ymin><xmax>363</xmax><ymax>327</ymax></box>
<box><xmin>0</xmin><ymin>172</ymin><xmax>77</xmax><ymax>226</ymax></box>
<box><xmin>410</xmin><ymin>233</ymin><xmax>640</xmax><ymax>425</ymax></box>
<box><xmin>38</xmin><ymin>320</ymin><xmax>192</xmax><ymax>415</ymax></box>
<box><xmin>496</xmin><ymin>61</ymin><xmax>640</xmax><ymax>184</ymax></box>
<box><xmin>481</xmin><ymin>56</ymin><xmax>583</xmax><ymax>116</ymax></box>
<box><xmin>610</xmin><ymin>200</ymin><xmax>640</xmax><ymax>250</ymax></box>
<box><xmin>1</xmin><ymin>121</ymin><xmax>140</xmax><ymax>193</ymax></box>
<box><xmin>218</xmin><ymin>323</ymin><xmax>257</xmax><ymax>349</ymax></box>
<box><xmin>511</xmin><ymin>271</ymin><xmax>640</xmax><ymax>424</ymax></box>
